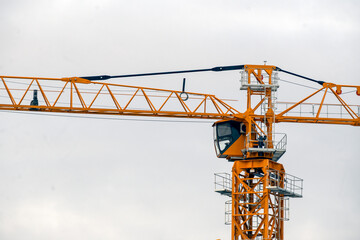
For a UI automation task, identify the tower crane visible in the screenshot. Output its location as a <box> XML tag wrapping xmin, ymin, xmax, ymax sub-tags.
<box><xmin>0</xmin><ymin>64</ymin><xmax>359</xmax><ymax>240</ymax></box>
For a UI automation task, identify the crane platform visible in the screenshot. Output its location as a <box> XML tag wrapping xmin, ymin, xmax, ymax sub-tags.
<box><xmin>267</xmin><ymin>186</ymin><xmax>302</xmax><ymax>198</ymax></box>
<box><xmin>214</xmin><ymin>173</ymin><xmax>232</xmax><ymax>197</ymax></box>
<box><xmin>267</xmin><ymin>170</ymin><xmax>303</xmax><ymax>198</ymax></box>
<box><xmin>245</xmin><ymin>147</ymin><xmax>286</xmax><ymax>162</ymax></box>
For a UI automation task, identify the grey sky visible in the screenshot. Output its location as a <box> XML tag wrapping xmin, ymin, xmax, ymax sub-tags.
<box><xmin>0</xmin><ymin>0</ymin><xmax>359</xmax><ymax>240</ymax></box>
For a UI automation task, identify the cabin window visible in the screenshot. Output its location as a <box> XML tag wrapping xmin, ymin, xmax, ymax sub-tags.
<box><xmin>213</xmin><ymin>121</ymin><xmax>242</xmax><ymax>157</ymax></box>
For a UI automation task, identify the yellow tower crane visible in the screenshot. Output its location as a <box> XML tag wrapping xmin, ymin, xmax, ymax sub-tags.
<box><xmin>0</xmin><ymin>64</ymin><xmax>359</xmax><ymax>239</ymax></box>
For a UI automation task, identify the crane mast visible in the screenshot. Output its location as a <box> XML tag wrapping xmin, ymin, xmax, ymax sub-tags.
<box><xmin>214</xmin><ymin>65</ymin><xmax>300</xmax><ymax>239</ymax></box>
<box><xmin>0</xmin><ymin>64</ymin><xmax>359</xmax><ymax>240</ymax></box>
<box><xmin>238</xmin><ymin>65</ymin><xmax>286</xmax><ymax>239</ymax></box>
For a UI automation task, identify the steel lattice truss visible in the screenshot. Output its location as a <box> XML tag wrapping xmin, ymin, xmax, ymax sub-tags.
<box><xmin>0</xmin><ymin>76</ymin><xmax>240</xmax><ymax>119</ymax></box>
<box><xmin>232</xmin><ymin>160</ymin><xmax>286</xmax><ymax>240</ymax></box>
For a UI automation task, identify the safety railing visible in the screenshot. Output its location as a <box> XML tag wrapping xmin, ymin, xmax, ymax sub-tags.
<box><xmin>275</xmin><ymin>133</ymin><xmax>287</xmax><ymax>150</ymax></box>
<box><xmin>214</xmin><ymin>173</ymin><xmax>232</xmax><ymax>196</ymax></box>
<box><xmin>240</xmin><ymin>70</ymin><xmax>280</xmax><ymax>91</ymax></box>
<box><xmin>245</xmin><ymin>133</ymin><xmax>287</xmax><ymax>151</ymax></box>
<box><xmin>267</xmin><ymin>170</ymin><xmax>303</xmax><ymax>198</ymax></box>
<box><xmin>225</xmin><ymin>200</ymin><xmax>231</xmax><ymax>225</ymax></box>
<box><xmin>275</xmin><ymin>102</ymin><xmax>360</xmax><ymax>119</ymax></box>
<box><xmin>279</xmin><ymin>197</ymin><xmax>290</xmax><ymax>221</ymax></box>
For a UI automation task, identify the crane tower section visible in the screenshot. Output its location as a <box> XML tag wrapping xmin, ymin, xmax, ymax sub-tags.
<box><xmin>213</xmin><ymin>65</ymin><xmax>285</xmax><ymax>162</ymax></box>
<box><xmin>214</xmin><ymin>65</ymin><xmax>302</xmax><ymax>240</ymax></box>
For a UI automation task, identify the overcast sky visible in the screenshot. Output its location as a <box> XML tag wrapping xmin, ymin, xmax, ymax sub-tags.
<box><xmin>0</xmin><ymin>1</ymin><xmax>359</xmax><ymax>240</ymax></box>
